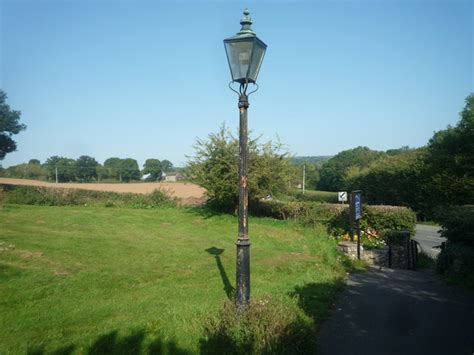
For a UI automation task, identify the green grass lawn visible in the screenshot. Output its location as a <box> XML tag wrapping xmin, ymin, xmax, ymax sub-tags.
<box><xmin>0</xmin><ymin>204</ymin><xmax>348</xmax><ymax>354</ymax></box>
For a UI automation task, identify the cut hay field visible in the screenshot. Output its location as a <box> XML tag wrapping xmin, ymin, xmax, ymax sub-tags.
<box><xmin>0</xmin><ymin>178</ymin><xmax>206</xmax><ymax>205</ymax></box>
<box><xmin>0</xmin><ymin>204</ymin><xmax>351</xmax><ymax>354</ymax></box>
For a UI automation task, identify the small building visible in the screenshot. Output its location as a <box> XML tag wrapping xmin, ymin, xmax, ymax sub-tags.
<box><xmin>163</xmin><ymin>172</ymin><xmax>184</xmax><ymax>182</ymax></box>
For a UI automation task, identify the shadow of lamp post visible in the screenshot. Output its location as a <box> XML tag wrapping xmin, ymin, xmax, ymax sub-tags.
<box><xmin>223</xmin><ymin>9</ymin><xmax>267</xmax><ymax>308</ymax></box>
<box><xmin>205</xmin><ymin>247</ymin><xmax>235</xmax><ymax>300</ymax></box>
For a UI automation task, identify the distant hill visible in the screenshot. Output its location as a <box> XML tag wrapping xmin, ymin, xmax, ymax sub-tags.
<box><xmin>292</xmin><ymin>156</ymin><xmax>333</xmax><ymax>166</ymax></box>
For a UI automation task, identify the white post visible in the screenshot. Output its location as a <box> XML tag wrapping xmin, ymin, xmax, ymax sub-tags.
<box><xmin>55</xmin><ymin>167</ymin><xmax>58</xmax><ymax>184</ymax></box>
<box><xmin>302</xmin><ymin>164</ymin><xmax>306</xmax><ymax>194</ymax></box>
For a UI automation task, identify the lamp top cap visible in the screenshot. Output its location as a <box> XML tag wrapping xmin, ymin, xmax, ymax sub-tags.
<box><xmin>237</xmin><ymin>8</ymin><xmax>255</xmax><ymax>36</ymax></box>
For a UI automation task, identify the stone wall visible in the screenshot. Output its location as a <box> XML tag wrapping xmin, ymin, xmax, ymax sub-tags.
<box><xmin>338</xmin><ymin>240</ymin><xmax>417</xmax><ymax>269</ymax></box>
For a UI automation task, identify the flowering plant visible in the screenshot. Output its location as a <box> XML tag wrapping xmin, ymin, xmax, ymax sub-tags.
<box><xmin>337</xmin><ymin>227</ymin><xmax>386</xmax><ymax>249</ymax></box>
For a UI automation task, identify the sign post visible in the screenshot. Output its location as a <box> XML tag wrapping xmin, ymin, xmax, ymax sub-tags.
<box><xmin>350</xmin><ymin>191</ymin><xmax>362</xmax><ymax>260</ymax></box>
<box><xmin>338</xmin><ymin>191</ymin><xmax>347</xmax><ymax>204</ymax></box>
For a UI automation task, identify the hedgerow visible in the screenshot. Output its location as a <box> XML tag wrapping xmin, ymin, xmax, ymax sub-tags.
<box><xmin>0</xmin><ymin>184</ymin><xmax>176</xmax><ymax>208</ymax></box>
<box><xmin>252</xmin><ymin>200</ymin><xmax>416</xmax><ymax>238</ymax></box>
<box><xmin>436</xmin><ymin>205</ymin><xmax>474</xmax><ymax>289</ymax></box>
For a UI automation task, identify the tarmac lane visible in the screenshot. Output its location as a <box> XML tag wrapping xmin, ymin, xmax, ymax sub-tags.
<box><xmin>317</xmin><ymin>267</ymin><xmax>474</xmax><ymax>355</ymax></box>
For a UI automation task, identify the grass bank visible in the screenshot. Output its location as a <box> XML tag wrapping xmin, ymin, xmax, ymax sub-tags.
<box><xmin>0</xmin><ymin>204</ymin><xmax>350</xmax><ymax>353</ymax></box>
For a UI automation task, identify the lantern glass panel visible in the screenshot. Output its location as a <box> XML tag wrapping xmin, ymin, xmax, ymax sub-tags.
<box><xmin>224</xmin><ymin>39</ymin><xmax>254</xmax><ymax>83</ymax></box>
<box><xmin>247</xmin><ymin>39</ymin><xmax>266</xmax><ymax>83</ymax></box>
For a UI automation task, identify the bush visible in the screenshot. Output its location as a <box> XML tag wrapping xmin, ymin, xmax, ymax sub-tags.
<box><xmin>0</xmin><ymin>184</ymin><xmax>176</xmax><ymax>208</ymax></box>
<box><xmin>200</xmin><ymin>297</ymin><xmax>315</xmax><ymax>355</ymax></box>
<box><xmin>384</xmin><ymin>231</ymin><xmax>411</xmax><ymax>246</ymax></box>
<box><xmin>364</xmin><ymin>206</ymin><xmax>417</xmax><ymax>235</ymax></box>
<box><xmin>436</xmin><ymin>205</ymin><xmax>474</xmax><ymax>289</ymax></box>
<box><xmin>437</xmin><ymin>243</ymin><xmax>474</xmax><ymax>289</ymax></box>
<box><xmin>291</xmin><ymin>190</ymin><xmax>339</xmax><ymax>204</ymax></box>
<box><xmin>253</xmin><ymin>200</ymin><xmax>417</xmax><ymax>238</ymax></box>
<box><xmin>435</xmin><ymin>205</ymin><xmax>474</xmax><ymax>245</ymax></box>
<box><xmin>186</xmin><ymin>125</ymin><xmax>294</xmax><ymax>211</ymax></box>
<box><xmin>251</xmin><ymin>200</ymin><xmax>311</xmax><ymax>220</ymax></box>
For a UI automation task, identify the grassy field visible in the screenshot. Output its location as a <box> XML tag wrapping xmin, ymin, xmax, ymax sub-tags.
<box><xmin>0</xmin><ymin>204</ymin><xmax>350</xmax><ymax>354</ymax></box>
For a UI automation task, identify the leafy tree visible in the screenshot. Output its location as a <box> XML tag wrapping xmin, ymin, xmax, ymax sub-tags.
<box><xmin>102</xmin><ymin>157</ymin><xmax>141</xmax><ymax>181</ymax></box>
<box><xmin>292</xmin><ymin>156</ymin><xmax>332</xmax><ymax>166</ymax></box>
<box><xmin>186</xmin><ymin>125</ymin><xmax>293</xmax><ymax>211</ymax></box>
<box><xmin>44</xmin><ymin>156</ymin><xmax>76</xmax><ymax>182</ymax></box>
<box><xmin>318</xmin><ymin>146</ymin><xmax>386</xmax><ymax>191</ymax></box>
<box><xmin>75</xmin><ymin>155</ymin><xmax>98</xmax><ymax>182</ymax></box>
<box><xmin>4</xmin><ymin>162</ymin><xmax>47</xmax><ymax>180</ymax></box>
<box><xmin>104</xmin><ymin>157</ymin><xmax>123</xmax><ymax>181</ymax></box>
<box><xmin>0</xmin><ymin>90</ymin><xmax>26</xmax><ymax>159</ymax></box>
<box><xmin>161</xmin><ymin>159</ymin><xmax>173</xmax><ymax>172</ymax></box>
<box><xmin>424</xmin><ymin>94</ymin><xmax>474</xmax><ymax>207</ymax></box>
<box><xmin>344</xmin><ymin>94</ymin><xmax>474</xmax><ymax>218</ymax></box>
<box><xmin>28</xmin><ymin>159</ymin><xmax>41</xmax><ymax>165</ymax></box>
<box><xmin>143</xmin><ymin>159</ymin><xmax>162</xmax><ymax>181</ymax></box>
<box><xmin>120</xmin><ymin>158</ymin><xmax>140</xmax><ymax>181</ymax></box>
<box><xmin>96</xmin><ymin>164</ymin><xmax>107</xmax><ymax>182</ymax></box>
<box><xmin>293</xmin><ymin>163</ymin><xmax>321</xmax><ymax>190</ymax></box>
<box><xmin>345</xmin><ymin>148</ymin><xmax>429</xmax><ymax>214</ymax></box>
<box><xmin>386</xmin><ymin>146</ymin><xmax>411</xmax><ymax>156</ymax></box>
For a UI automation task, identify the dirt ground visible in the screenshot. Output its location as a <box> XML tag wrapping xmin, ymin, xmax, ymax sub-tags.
<box><xmin>0</xmin><ymin>178</ymin><xmax>206</xmax><ymax>205</ymax></box>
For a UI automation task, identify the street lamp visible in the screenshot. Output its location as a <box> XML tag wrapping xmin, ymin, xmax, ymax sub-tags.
<box><xmin>224</xmin><ymin>8</ymin><xmax>267</xmax><ymax>307</ymax></box>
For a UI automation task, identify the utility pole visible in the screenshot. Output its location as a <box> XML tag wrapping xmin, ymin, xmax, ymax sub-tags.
<box><xmin>302</xmin><ymin>164</ymin><xmax>306</xmax><ymax>194</ymax></box>
<box><xmin>55</xmin><ymin>167</ymin><xmax>58</xmax><ymax>184</ymax></box>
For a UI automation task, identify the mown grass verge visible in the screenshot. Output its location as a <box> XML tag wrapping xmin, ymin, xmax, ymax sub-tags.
<box><xmin>0</xmin><ymin>203</ymin><xmax>351</xmax><ymax>354</ymax></box>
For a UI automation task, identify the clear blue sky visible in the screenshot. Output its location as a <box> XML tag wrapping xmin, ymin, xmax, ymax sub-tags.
<box><xmin>1</xmin><ymin>0</ymin><xmax>472</xmax><ymax>168</ymax></box>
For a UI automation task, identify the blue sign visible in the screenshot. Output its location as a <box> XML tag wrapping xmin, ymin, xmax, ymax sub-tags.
<box><xmin>354</xmin><ymin>191</ymin><xmax>362</xmax><ymax>220</ymax></box>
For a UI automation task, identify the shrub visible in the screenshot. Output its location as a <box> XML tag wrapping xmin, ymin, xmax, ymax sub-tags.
<box><xmin>435</xmin><ymin>205</ymin><xmax>474</xmax><ymax>289</ymax></box>
<box><xmin>251</xmin><ymin>200</ymin><xmax>311</xmax><ymax>220</ymax></box>
<box><xmin>364</xmin><ymin>206</ymin><xmax>417</xmax><ymax>235</ymax></box>
<box><xmin>384</xmin><ymin>231</ymin><xmax>411</xmax><ymax>246</ymax></box>
<box><xmin>253</xmin><ymin>200</ymin><xmax>417</xmax><ymax>238</ymax></box>
<box><xmin>0</xmin><ymin>184</ymin><xmax>176</xmax><ymax>208</ymax></box>
<box><xmin>200</xmin><ymin>297</ymin><xmax>315</xmax><ymax>355</ymax></box>
<box><xmin>291</xmin><ymin>190</ymin><xmax>339</xmax><ymax>204</ymax></box>
<box><xmin>435</xmin><ymin>205</ymin><xmax>474</xmax><ymax>245</ymax></box>
<box><xmin>437</xmin><ymin>243</ymin><xmax>474</xmax><ymax>289</ymax></box>
<box><xmin>186</xmin><ymin>125</ymin><xmax>294</xmax><ymax>211</ymax></box>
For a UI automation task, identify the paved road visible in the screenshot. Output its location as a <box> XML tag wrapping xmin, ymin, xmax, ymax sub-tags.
<box><xmin>413</xmin><ymin>224</ymin><xmax>445</xmax><ymax>258</ymax></box>
<box><xmin>317</xmin><ymin>268</ymin><xmax>474</xmax><ymax>355</ymax></box>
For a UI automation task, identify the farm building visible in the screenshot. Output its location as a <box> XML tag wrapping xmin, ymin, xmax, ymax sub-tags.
<box><xmin>163</xmin><ymin>172</ymin><xmax>184</xmax><ymax>182</ymax></box>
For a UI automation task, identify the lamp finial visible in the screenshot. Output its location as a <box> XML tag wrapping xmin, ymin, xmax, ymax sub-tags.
<box><xmin>238</xmin><ymin>8</ymin><xmax>255</xmax><ymax>36</ymax></box>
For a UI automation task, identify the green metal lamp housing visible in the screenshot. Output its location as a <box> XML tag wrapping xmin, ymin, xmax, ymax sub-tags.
<box><xmin>224</xmin><ymin>9</ymin><xmax>267</xmax><ymax>84</ymax></box>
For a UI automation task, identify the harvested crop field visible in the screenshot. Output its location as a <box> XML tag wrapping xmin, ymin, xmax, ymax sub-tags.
<box><xmin>0</xmin><ymin>178</ymin><xmax>206</xmax><ymax>205</ymax></box>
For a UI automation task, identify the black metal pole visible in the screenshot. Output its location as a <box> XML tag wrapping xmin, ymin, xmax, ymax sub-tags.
<box><xmin>356</xmin><ymin>220</ymin><xmax>361</xmax><ymax>260</ymax></box>
<box><xmin>236</xmin><ymin>93</ymin><xmax>250</xmax><ymax>307</ymax></box>
<box><xmin>406</xmin><ymin>232</ymin><xmax>411</xmax><ymax>269</ymax></box>
<box><xmin>388</xmin><ymin>243</ymin><xmax>392</xmax><ymax>268</ymax></box>
<box><xmin>349</xmin><ymin>194</ymin><xmax>354</xmax><ymax>242</ymax></box>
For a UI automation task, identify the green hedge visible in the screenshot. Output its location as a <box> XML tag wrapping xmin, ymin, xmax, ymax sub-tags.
<box><xmin>0</xmin><ymin>184</ymin><xmax>176</xmax><ymax>208</ymax></box>
<box><xmin>252</xmin><ymin>200</ymin><xmax>417</xmax><ymax>237</ymax></box>
<box><xmin>436</xmin><ymin>205</ymin><xmax>474</xmax><ymax>289</ymax></box>
<box><xmin>435</xmin><ymin>205</ymin><xmax>474</xmax><ymax>245</ymax></box>
<box><xmin>290</xmin><ymin>190</ymin><xmax>339</xmax><ymax>204</ymax></box>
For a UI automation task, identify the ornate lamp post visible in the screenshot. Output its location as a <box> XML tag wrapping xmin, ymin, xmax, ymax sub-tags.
<box><xmin>224</xmin><ymin>9</ymin><xmax>267</xmax><ymax>307</ymax></box>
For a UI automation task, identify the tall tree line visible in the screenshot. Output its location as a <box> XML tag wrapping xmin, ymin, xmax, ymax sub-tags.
<box><xmin>316</xmin><ymin>94</ymin><xmax>474</xmax><ymax>218</ymax></box>
<box><xmin>1</xmin><ymin>156</ymin><xmax>174</xmax><ymax>183</ymax></box>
